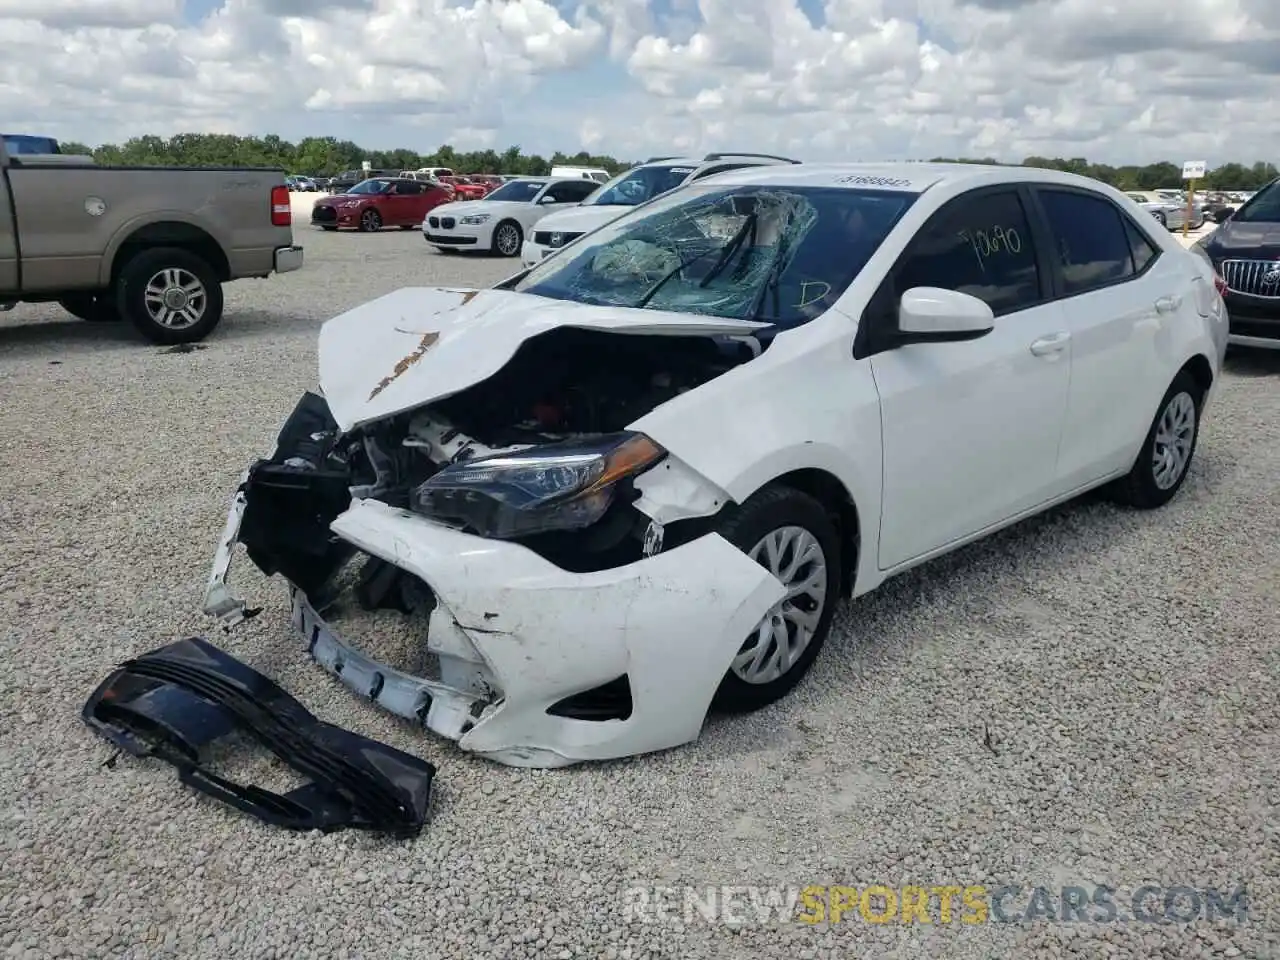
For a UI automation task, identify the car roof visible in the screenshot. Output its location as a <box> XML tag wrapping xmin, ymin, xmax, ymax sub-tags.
<box><xmin>692</xmin><ymin>161</ymin><xmax>1132</xmax><ymax>196</ymax></box>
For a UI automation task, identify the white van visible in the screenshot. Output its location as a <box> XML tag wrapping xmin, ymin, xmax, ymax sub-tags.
<box><xmin>551</xmin><ymin>166</ymin><xmax>611</xmax><ymax>183</ymax></box>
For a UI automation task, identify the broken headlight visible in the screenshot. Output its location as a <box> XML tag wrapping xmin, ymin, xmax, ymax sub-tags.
<box><xmin>410</xmin><ymin>433</ymin><xmax>665</xmax><ymax>538</ymax></box>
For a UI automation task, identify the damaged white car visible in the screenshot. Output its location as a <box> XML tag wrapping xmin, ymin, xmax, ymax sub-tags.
<box><xmin>206</xmin><ymin>163</ymin><xmax>1227</xmax><ymax>767</ymax></box>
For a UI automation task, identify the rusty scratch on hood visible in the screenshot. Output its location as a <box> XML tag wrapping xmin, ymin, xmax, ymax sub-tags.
<box><xmin>368</xmin><ymin>329</ymin><xmax>440</xmax><ymax>401</ymax></box>
<box><xmin>364</xmin><ymin>292</ymin><xmax>482</xmax><ymax>402</ymax></box>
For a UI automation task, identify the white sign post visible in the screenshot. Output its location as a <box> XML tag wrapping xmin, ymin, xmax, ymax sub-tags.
<box><xmin>361</xmin><ymin>160</ymin><xmax>372</xmax><ymax>172</ymax></box>
<box><xmin>1181</xmin><ymin>161</ymin><xmax>1206</xmax><ymax>238</ymax></box>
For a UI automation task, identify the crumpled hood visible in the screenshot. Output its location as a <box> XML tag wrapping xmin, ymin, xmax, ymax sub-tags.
<box><xmin>318</xmin><ymin>286</ymin><xmax>769</xmax><ymax>432</ymax></box>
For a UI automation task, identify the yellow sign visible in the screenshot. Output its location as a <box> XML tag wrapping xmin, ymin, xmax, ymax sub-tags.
<box><xmin>796</xmin><ymin>885</ymin><xmax>989</xmax><ymax>924</ymax></box>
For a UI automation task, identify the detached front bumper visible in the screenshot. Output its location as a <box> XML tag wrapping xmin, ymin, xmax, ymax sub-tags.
<box><xmin>206</xmin><ymin>491</ymin><xmax>784</xmax><ymax>768</ymax></box>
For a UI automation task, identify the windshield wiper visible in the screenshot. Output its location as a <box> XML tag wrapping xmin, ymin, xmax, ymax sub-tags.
<box><xmin>746</xmin><ymin>234</ymin><xmax>793</xmax><ymax>323</ymax></box>
<box><xmin>632</xmin><ymin>214</ymin><xmax>757</xmax><ymax>310</ymax></box>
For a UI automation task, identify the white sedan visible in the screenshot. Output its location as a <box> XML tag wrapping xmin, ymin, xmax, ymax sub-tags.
<box><xmin>423</xmin><ymin>176</ymin><xmax>600</xmax><ymax>256</ymax></box>
<box><xmin>206</xmin><ymin>162</ymin><xmax>1227</xmax><ymax>768</ymax></box>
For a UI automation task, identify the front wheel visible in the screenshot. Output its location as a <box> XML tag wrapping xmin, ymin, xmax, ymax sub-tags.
<box><xmin>115</xmin><ymin>247</ymin><xmax>224</xmax><ymax>345</ymax></box>
<box><xmin>711</xmin><ymin>486</ymin><xmax>842</xmax><ymax>713</ymax></box>
<box><xmin>491</xmin><ymin>220</ymin><xmax>522</xmax><ymax>257</ymax></box>
<box><xmin>359</xmin><ymin>209</ymin><xmax>383</xmax><ymax>232</ymax></box>
<box><xmin>1107</xmin><ymin>371</ymin><xmax>1202</xmax><ymax>509</ymax></box>
<box><xmin>1152</xmin><ymin>211</ymin><xmax>1167</xmax><ymax>227</ymax></box>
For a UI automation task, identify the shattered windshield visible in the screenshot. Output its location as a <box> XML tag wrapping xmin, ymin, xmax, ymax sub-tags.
<box><xmin>486</xmin><ymin>180</ymin><xmax>546</xmax><ymax>203</ymax></box>
<box><xmin>514</xmin><ymin>184</ymin><xmax>916</xmax><ymax>327</ymax></box>
<box><xmin>588</xmin><ymin>164</ymin><xmax>697</xmax><ymax>207</ymax></box>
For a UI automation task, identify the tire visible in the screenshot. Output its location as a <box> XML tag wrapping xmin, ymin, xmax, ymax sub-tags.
<box><xmin>115</xmin><ymin>247</ymin><xmax>224</xmax><ymax>346</ymax></box>
<box><xmin>1107</xmin><ymin>371</ymin><xmax>1203</xmax><ymax>509</ymax></box>
<box><xmin>359</xmin><ymin>208</ymin><xmax>383</xmax><ymax>232</ymax></box>
<box><xmin>1152</xmin><ymin>211</ymin><xmax>1167</xmax><ymax>227</ymax></box>
<box><xmin>710</xmin><ymin>485</ymin><xmax>843</xmax><ymax>713</ymax></box>
<box><xmin>59</xmin><ymin>293</ymin><xmax>120</xmax><ymax>323</ymax></box>
<box><xmin>491</xmin><ymin>220</ymin><xmax>522</xmax><ymax>257</ymax></box>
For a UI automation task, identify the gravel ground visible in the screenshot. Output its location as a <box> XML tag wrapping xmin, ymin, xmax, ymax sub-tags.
<box><xmin>1</xmin><ymin>220</ymin><xmax>1277</xmax><ymax>960</ymax></box>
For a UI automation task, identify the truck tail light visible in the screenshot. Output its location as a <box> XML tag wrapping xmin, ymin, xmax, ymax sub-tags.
<box><xmin>271</xmin><ymin>185</ymin><xmax>291</xmax><ymax>226</ymax></box>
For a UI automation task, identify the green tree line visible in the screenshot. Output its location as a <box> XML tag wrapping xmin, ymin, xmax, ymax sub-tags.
<box><xmin>56</xmin><ymin>133</ymin><xmax>1278</xmax><ymax>190</ymax></box>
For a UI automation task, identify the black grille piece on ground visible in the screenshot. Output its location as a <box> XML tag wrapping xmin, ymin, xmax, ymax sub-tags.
<box><xmin>83</xmin><ymin>637</ymin><xmax>437</xmax><ymax>836</ymax></box>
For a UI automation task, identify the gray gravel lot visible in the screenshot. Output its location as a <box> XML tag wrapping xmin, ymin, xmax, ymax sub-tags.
<box><xmin>1</xmin><ymin>221</ymin><xmax>1277</xmax><ymax>959</ymax></box>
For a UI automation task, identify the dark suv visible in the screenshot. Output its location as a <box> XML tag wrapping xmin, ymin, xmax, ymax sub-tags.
<box><xmin>1192</xmin><ymin>178</ymin><xmax>1280</xmax><ymax>350</ymax></box>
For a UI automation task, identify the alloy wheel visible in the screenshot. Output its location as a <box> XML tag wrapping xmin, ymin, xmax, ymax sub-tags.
<box><xmin>1152</xmin><ymin>391</ymin><xmax>1196</xmax><ymax>490</ymax></box>
<box><xmin>495</xmin><ymin>224</ymin><xmax>520</xmax><ymax>256</ymax></box>
<box><xmin>143</xmin><ymin>268</ymin><xmax>207</xmax><ymax>330</ymax></box>
<box><xmin>731</xmin><ymin>526</ymin><xmax>829</xmax><ymax>685</ymax></box>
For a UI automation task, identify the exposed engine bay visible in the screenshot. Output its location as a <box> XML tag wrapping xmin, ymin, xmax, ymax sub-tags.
<box><xmin>237</xmin><ymin>327</ymin><xmax>759</xmax><ymax>602</ymax></box>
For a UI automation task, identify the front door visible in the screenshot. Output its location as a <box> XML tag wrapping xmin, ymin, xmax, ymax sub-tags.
<box><xmin>870</xmin><ymin>187</ymin><xmax>1073</xmax><ymax>570</ymax></box>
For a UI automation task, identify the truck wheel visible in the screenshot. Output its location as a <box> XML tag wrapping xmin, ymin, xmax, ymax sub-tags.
<box><xmin>115</xmin><ymin>247</ymin><xmax>224</xmax><ymax>345</ymax></box>
<box><xmin>59</xmin><ymin>293</ymin><xmax>120</xmax><ymax>323</ymax></box>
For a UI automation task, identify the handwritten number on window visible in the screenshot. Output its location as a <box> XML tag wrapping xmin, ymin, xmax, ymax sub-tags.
<box><xmin>957</xmin><ymin>226</ymin><xmax>1023</xmax><ymax>271</ymax></box>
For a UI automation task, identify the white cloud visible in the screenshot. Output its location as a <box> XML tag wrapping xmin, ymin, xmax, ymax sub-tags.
<box><xmin>0</xmin><ymin>0</ymin><xmax>1276</xmax><ymax>163</ymax></box>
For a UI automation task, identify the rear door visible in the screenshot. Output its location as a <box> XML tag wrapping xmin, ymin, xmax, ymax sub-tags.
<box><xmin>869</xmin><ymin>186</ymin><xmax>1073</xmax><ymax>569</ymax></box>
<box><xmin>1031</xmin><ymin>186</ymin><xmax>1188</xmax><ymax>486</ymax></box>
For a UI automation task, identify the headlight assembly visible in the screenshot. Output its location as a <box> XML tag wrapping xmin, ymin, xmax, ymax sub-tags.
<box><xmin>460</xmin><ymin>214</ymin><xmax>491</xmax><ymax>225</ymax></box>
<box><xmin>410</xmin><ymin>433</ymin><xmax>665</xmax><ymax>538</ymax></box>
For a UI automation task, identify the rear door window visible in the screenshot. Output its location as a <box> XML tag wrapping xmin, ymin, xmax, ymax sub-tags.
<box><xmin>1036</xmin><ymin>189</ymin><xmax>1136</xmax><ymax>294</ymax></box>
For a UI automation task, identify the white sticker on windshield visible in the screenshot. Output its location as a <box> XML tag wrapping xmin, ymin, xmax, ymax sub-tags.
<box><xmin>668</xmin><ymin>167</ymin><xmax>695</xmax><ymax>174</ymax></box>
<box><xmin>834</xmin><ymin>175</ymin><xmax>915</xmax><ymax>189</ymax></box>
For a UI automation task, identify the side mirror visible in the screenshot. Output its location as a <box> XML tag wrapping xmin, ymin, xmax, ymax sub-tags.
<box><xmin>896</xmin><ymin>287</ymin><xmax>994</xmax><ymax>343</ymax></box>
<box><xmin>1213</xmin><ymin>208</ymin><xmax>1234</xmax><ymax>223</ymax></box>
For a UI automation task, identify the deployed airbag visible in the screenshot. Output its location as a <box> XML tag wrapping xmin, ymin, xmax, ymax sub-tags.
<box><xmin>82</xmin><ymin>637</ymin><xmax>436</xmax><ymax>836</ymax></box>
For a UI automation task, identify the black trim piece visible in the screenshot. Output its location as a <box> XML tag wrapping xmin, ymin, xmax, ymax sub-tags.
<box><xmin>82</xmin><ymin>637</ymin><xmax>436</xmax><ymax>836</ymax></box>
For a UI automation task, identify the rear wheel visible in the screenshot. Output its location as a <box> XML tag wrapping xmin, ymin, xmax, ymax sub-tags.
<box><xmin>491</xmin><ymin>220</ymin><xmax>522</xmax><ymax>257</ymax></box>
<box><xmin>711</xmin><ymin>486</ymin><xmax>842</xmax><ymax>713</ymax></box>
<box><xmin>359</xmin><ymin>208</ymin><xmax>383</xmax><ymax>232</ymax></box>
<box><xmin>1107</xmin><ymin>371</ymin><xmax>1203</xmax><ymax>509</ymax></box>
<box><xmin>115</xmin><ymin>247</ymin><xmax>223</xmax><ymax>345</ymax></box>
<box><xmin>59</xmin><ymin>293</ymin><xmax>120</xmax><ymax>322</ymax></box>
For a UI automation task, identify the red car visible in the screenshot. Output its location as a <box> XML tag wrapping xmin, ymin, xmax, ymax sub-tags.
<box><xmin>469</xmin><ymin>174</ymin><xmax>505</xmax><ymax>194</ymax></box>
<box><xmin>438</xmin><ymin>175</ymin><xmax>488</xmax><ymax>201</ymax></box>
<box><xmin>310</xmin><ymin>177</ymin><xmax>452</xmax><ymax>232</ymax></box>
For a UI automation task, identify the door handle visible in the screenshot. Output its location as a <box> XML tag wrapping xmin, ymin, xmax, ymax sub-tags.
<box><xmin>1029</xmin><ymin>332</ymin><xmax>1071</xmax><ymax>356</ymax></box>
<box><xmin>1154</xmin><ymin>295</ymin><xmax>1180</xmax><ymax>313</ymax></box>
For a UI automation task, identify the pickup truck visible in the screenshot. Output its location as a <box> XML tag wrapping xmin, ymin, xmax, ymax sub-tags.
<box><xmin>0</xmin><ymin>135</ymin><xmax>304</xmax><ymax>344</ymax></box>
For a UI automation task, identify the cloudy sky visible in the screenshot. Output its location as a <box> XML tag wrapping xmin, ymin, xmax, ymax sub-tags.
<box><xmin>1</xmin><ymin>0</ymin><xmax>1276</xmax><ymax>164</ymax></box>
